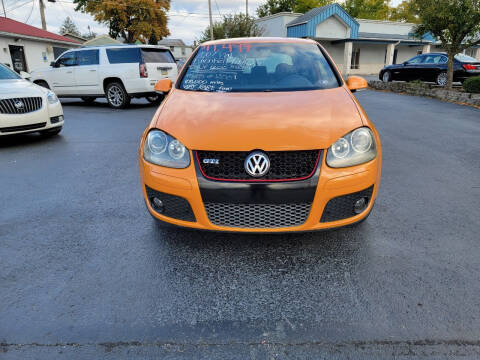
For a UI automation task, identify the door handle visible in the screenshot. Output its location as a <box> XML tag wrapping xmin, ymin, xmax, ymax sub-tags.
<box><xmin>89</xmin><ymin>69</ymin><xmax>96</xmax><ymax>72</ymax></box>
<box><xmin>66</xmin><ymin>71</ymin><xmax>73</xmax><ymax>74</ymax></box>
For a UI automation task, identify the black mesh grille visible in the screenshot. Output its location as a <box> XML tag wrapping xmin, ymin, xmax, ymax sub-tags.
<box><xmin>320</xmin><ymin>186</ymin><xmax>374</xmax><ymax>223</ymax></box>
<box><xmin>204</xmin><ymin>202</ymin><xmax>311</xmax><ymax>228</ymax></box>
<box><xmin>0</xmin><ymin>122</ymin><xmax>47</xmax><ymax>133</ymax></box>
<box><xmin>145</xmin><ymin>186</ymin><xmax>196</xmax><ymax>222</ymax></box>
<box><xmin>196</xmin><ymin>150</ymin><xmax>320</xmax><ymax>181</ymax></box>
<box><xmin>0</xmin><ymin>97</ymin><xmax>42</xmax><ymax>114</ymax></box>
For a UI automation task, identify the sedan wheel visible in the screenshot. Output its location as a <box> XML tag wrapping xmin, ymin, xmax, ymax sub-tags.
<box><xmin>382</xmin><ymin>71</ymin><xmax>391</xmax><ymax>82</ymax></box>
<box><xmin>105</xmin><ymin>82</ymin><xmax>130</xmax><ymax>109</ymax></box>
<box><xmin>436</xmin><ymin>72</ymin><xmax>448</xmax><ymax>86</ymax></box>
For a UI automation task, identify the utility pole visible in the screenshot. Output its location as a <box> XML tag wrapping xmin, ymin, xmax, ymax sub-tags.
<box><xmin>39</xmin><ymin>0</ymin><xmax>47</xmax><ymax>30</ymax></box>
<box><xmin>1</xmin><ymin>0</ymin><xmax>6</xmax><ymax>18</ymax></box>
<box><xmin>208</xmin><ymin>0</ymin><xmax>213</xmax><ymax>40</ymax></box>
<box><xmin>246</xmin><ymin>0</ymin><xmax>248</xmax><ymax>16</ymax></box>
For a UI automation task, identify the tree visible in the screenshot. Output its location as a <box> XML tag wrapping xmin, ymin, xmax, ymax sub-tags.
<box><xmin>59</xmin><ymin>16</ymin><xmax>80</xmax><ymax>36</ymax></box>
<box><xmin>199</xmin><ymin>14</ymin><xmax>263</xmax><ymax>43</ymax></box>
<box><xmin>389</xmin><ymin>0</ymin><xmax>419</xmax><ymax>23</ymax></box>
<box><xmin>413</xmin><ymin>0</ymin><xmax>480</xmax><ymax>89</ymax></box>
<box><xmin>293</xmin><ymin>0</ymin><xmax>333</xmax><ymax>14</ymax></box>
<box><xmin>342</xmin><ymin>0</ymin><xmax>389</xmax><ymax>20</ymax></box>
<box><xmin>256</xmin><ymin>0</ymin><xmax>295</xmax><ymax>17</ymax></box>
<box><xmin>73</xmin><ymin>0</ymin><xmax>170</xmax><ymax>43</ymax></box>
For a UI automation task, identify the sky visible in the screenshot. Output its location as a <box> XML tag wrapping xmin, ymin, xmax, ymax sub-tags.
<box><xmin>3</xmin><ymin>0</ymin><xmax>403</xmax><ymax>45</ymax></box>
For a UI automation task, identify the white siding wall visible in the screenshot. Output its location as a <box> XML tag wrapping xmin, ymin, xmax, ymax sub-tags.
<box><xmin>357</xmin><ymin>19</ymin><xmax>415</xmax><ymax>36</ymax></box>
<box><xmin>316</xmin><ymin>16</ymin><xmax>350</xmax><ymax>39</ymax></box>
<box><xmin>395</xmin><ymin>45</ymin><xmax>423</xmax><ymax>64</ymax></box>
<box><xmin>319</xmin><ymin>41</ymin><xmax>345</xmax><ymax>68</ymax></box>
<box><xmin>0</xmin><ymin>37</ymin><xmax>76</xmax><ymax>72</ymax></box>
<box><xmin>255</xmin><ymin>13</ymin><xmax>301</xmax><ymax>37</ymax></box>
<box><xmin>168</xmin><ymin>46</ymin><xmax>193</xmax><ymax>60</ymax></box>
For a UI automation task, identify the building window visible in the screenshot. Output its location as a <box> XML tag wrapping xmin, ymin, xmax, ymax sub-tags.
<box><xmin>351</xmin><ymin>48</ymin><xmax>360</xmax><ymax>69</ymax></box>
<box><xmin>181</xmin><ymin>47</ymin><xmax>186</xmax><ymax>56</ymax></box>
<box><xmin>417</xmin><ymin>50</ymin><xmax>423</xmax><ymax>55</ymax></box>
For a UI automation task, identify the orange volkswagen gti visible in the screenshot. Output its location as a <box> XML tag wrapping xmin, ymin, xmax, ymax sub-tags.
<box><xmin>139</xmin><ymin>37</ymin><xmax>382</xmax><ymax>232</ymax></box>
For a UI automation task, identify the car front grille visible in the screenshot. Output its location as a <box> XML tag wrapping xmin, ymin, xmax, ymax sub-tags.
<box><xmin>0</xmin><ymin>97</ymin><xmax>43</xmax><ymax>114</ymax></box>
<box><xmin>0</xmin><ymin>122</ymin><xmax>47</xmax><ymax>133</ymax></box>
<box><xmin>204</xmin><ymin>202</ymin><xmax>312</xmax><ymax>228</ymax></box>
<box><xmin>196</xmin><ymin>150</ymin><xmax>320</xmax><ymax>181</ymax></box>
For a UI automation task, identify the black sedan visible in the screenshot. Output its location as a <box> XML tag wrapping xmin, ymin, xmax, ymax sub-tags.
<box><xmin>379</xmin><ymin>53</ymin><xmax>480</xmax><ymax>86</ymax></box>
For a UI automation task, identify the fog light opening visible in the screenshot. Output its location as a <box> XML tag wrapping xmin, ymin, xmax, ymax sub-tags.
<box><xmin>151</xmin><ymin>197</ymin><xmax>164</xmax><ymax>213</ymax></box>
<box><xmin>354</xmin><ymin>197</ymin><xmax>369</xmax><ymax>214</ymax></box>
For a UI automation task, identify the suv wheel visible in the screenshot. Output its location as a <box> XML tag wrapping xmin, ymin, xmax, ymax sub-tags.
<box><xmin>36</xmin><ymin>81</ymin><xmax>50</xmax><ymax>89</ymax></box>
<box><xmin>382</xmin><ymin>71</ymin><xmax>392</xmax><ymax>82</ymax></box>
<box><xmin>436</xmin><ymin>72</ymin><xmax>448</xmax><ymax>86</ymax></box>
<box><xmin>146</xmin><ymin>95</ymin><xmax>163</xmax><ymax>105</ymax></box>
<box><xmin>105</xmin><ymin>82</ymin><xmax>130</xmax><ymax>109</ymax></box>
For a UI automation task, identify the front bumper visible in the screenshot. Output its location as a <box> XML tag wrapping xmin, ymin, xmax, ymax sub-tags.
<box><xmin>139</xmin><ymin>150</ymin><xmax>381</xmax><ymax>232</ymax></box>
<box><xmin>0</xmin><ymin>100</ymin><xmax>63</xmax><ymax>136</ymax></box>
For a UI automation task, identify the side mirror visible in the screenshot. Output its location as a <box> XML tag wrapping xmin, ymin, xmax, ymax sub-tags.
<box><xmin>346</xmin><ymin>76</ymin><xmax>368</xmax><ymax>93</ymax></box>
<box><xmin>19</xmin><ymin>71</ymin><xmax>30</xmax><ymax>80</ymax></box>
<box><xmin>154</xmin><ymin>79</ymin><xmax>172</xmax><ymax>93</ymax></box>
<box><xmin>403</xmin><ymin>61</ymin><xmax>408</xmax><ymax>65</ymax></box>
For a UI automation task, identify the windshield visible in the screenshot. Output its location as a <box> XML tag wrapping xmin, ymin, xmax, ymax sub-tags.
<box><xmin>0</xmin><ymin>64</ymin><xmax>21</xmax><ymax>80</ymax></box>
<box><xmin>455</xmin><ymin>54</ymin><xmax>478</xmax><ymax>62</ymax></box>
<box><xmin>180</xmin><ymin>42</ymin><xmax>340</xmax><ymax>92</ymax></box>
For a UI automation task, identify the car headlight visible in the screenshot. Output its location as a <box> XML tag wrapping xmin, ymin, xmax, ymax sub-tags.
<box><xmin>47</xmin><ymin>91</ymin><xmax>59</xmax><ymax>104</ymax></box>
<box><xmin>143</xmin><ymin>130</ymin><xmax>190</xmax><ymax>168</ymax></box>
<box><xmin>326</xmin><ymin>127</ymin><xmax>377</xmax><ymax>168</ymax></box>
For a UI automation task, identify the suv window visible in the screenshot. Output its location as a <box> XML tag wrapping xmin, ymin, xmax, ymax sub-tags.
<box><xmin>56</xmin><ymin>52</ymin><xmax>77</xmax><ymax>67</ymax></box>
<box><xmin>180</xmin><ymin>42</ymin><xmax>339</xmax><ymax>93</ymax></box>
<box><xmin>77</xmin><ymin>50</ymin><xmax>99</xmax><ymax>66</ymax></box>
<box><xmin>106</xmin><ymin>48</ymin><xmax>141</xmax><ymax>64</ymax></box>
<box><xmin>141</xmin><ymin>48</ymin><xmax>175</xmax><ymax>63</ymax></box>
<box><xmin>407</xmin><ymin>56</ymin><xmax>424</xmax><ymax>64</ymax></box>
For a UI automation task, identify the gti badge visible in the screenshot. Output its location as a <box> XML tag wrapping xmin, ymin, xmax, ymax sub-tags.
<box><xmin>14</xmin><ymin>99</ymin><xmax>24</xmax><ymax>110</ymax></box>
<box><xmin>203</xmin><ymin>158</ymin><xmax>219</xmax><ymax>165</ymax></box>
<box><xmin>244</xmin><ymin>151</ymin><xmax>270</xmax><ymax>177</ymax></box>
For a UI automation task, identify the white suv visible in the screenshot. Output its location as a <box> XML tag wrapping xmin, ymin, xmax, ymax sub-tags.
<box><xmin>30</xmin><ymin>45</ymin><xmax>178</xmax><ymax>109</ymax></box>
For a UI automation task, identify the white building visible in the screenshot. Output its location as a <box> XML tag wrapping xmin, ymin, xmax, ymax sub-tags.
<box><xmin>255</xmin><ymin>5</ymin><xmax>480</xmax><ymax>75</ymax></box>
<box><xmin>0</xmin><ymin>17</ymin><xmax>81</xmax><ymax>73</ymax></box>
<box><xmin>157</xmin><ymin>39</ymin><xmax>193</xmax><ymax>60</ymax></box>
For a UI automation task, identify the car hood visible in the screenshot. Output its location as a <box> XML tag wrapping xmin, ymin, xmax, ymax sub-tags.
<box><xmin>155</xmin><ymin>87</ymin><xmax>363</xmax><ymax>151</ymax></box>
<box><xmin>0</xmin><ymin>79</ymin><xmax>46</xmax><ymax>97</ymax></box>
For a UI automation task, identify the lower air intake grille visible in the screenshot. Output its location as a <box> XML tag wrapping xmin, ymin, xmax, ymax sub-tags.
<box><xmin>145</xmin><ymin>186</ymin><xmax>196</xmax><ymax>222</ymax></box>
<box><xmin>0</xmin><ymin>122</ymin><xmax>46</xmax><ymax>133</ymax></box>
<box><xmin>320</xmin><ymin>186</ymin><xmax>374</xmax><ymax>222</ymax></box>
<box><xmin>204</xmin><ymin>202</ymin><xmax>311</xmax><ymax>228</ymax></box>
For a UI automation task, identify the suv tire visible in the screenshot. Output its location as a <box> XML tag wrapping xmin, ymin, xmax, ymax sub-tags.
<box><xmin>105</xmin><ymin>82</ymin><xmax>130</xmax><ymax>109</ymax></box>
<box><xmin>36</xmin><ymin>80</ymin><xmax>50</xmax><ymax>89</ymax></box>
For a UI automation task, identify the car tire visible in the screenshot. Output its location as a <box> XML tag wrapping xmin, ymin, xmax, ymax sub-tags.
<box><xmin>436</xmin><ymin>72</ymin><xmax>448</xmax><ymax>86</ymax></box>
<box><xmin>81</xmin><ymin>97</ymin><xmax>96</xmax><ymax>104</ymax></box>
<box><xmin>382</xmin><ymin>71</ymin><xmax>392</xmax><ymax>82</ymax></box>
<box><xmin>105</xmin><ymin>82</ymin><xmax>131</xmax><ymax>109</ymax></box>
<box><xmin>146</xmin><ymin>95</ymin><xmax>164</xmax><ymax>105</ymax></box>
<box><xmin>41</xmin><ymin>127</ymin><xmax>62</xmax><ymax>137</ymax></box>
<box><xmin>36</xmin><ymin>80</ymin><xmax>50</xmax><ymax>89</ymax></box>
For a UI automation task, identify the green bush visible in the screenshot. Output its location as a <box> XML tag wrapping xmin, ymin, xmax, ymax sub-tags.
<box><xmin>463</xmin><ymin>76</ymin><xmax>480</xmax><ymax>94</ymax></box>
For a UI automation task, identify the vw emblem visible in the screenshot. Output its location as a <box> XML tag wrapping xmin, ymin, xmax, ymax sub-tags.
<box><xmin>14</xmin><ymin>99</ymin><xmax>24</xmax><ymax>110</ymax></box>
<box><xmin>244</xmin><ymin>151</ymin><xmax>270</xmax><ymax>177</ymax></box>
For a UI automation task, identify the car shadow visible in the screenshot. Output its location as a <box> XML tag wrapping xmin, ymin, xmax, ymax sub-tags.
<box><xmin>60</xmin><ymin>98</ymin><xmax>158</xmax><ymax>110</ymax></box>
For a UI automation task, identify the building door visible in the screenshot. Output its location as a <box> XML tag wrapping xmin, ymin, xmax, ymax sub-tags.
<box><xmin>9</xmin><ymin>45</ymin><xmax>27</xmax><ymax>73</ymax></box>
<box><xmin>393</xmin><ymin>49</ymin><xmax>398</xmax><ymax>65</ymax></box>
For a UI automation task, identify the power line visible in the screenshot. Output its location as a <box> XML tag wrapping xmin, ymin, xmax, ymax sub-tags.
<box><xmin>24</xmin><ymin>0</ymin><xmax>35</xmax><ymax>23</ymax></box>
<box><xmin>6</xmin><ymin>0</ymin><xmax>33</xmax><ymax>13</ymax></box>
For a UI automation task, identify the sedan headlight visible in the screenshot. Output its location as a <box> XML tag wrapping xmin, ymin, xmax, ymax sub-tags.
<box><xmin>47</xmin><ymin>91</ymin><xmax>59</xmax><ymax>104</ymax></box>
<box><xmin>326</xmin><ymin>127</ymin><xmax>377</xmax><ymax>168</ymax></box>
<box><xmin>143</xmin><ymin>130</ymin><xmax>190</xmax><ymax>168</ymax></box>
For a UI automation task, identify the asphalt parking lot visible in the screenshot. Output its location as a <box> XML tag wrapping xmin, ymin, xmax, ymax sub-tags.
<box><xmin>1</xmin><ymin>91</ymin><xmax>480</xmax><ymax>359</ymax></box>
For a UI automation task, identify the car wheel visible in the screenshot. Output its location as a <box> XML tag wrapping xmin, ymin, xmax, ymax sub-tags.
<box><xmin>41</xmin><ymin>127</ymin><xmax>62</xmax><ymax>137</ymax></box>
<box><xmin>105</xmin><ymin>82</ymin><xmax>131</xmax><ymax>109</ymax></box>
<box><xmin>146</xmin><ymin>95</ymin><xmax>164</xmax><ymax>105</ymax></box>
<box><xmin>36</xmin><ymin>80</ymin><xmax>50</xmax><ymax>89</ymax></box>
<box><xmin>382</xmin><ymin>71</ymin><xmax>392</xmax><ymax>82</ymax></box>
<box><xmin>81</xmin><ymin>97</ymin><xmax>96</xmax><ymax>104</ymax></box>
<box><xmin>436</xmin><ymin>72</ymin><xmax>448</xmax><ymax>86</ymax></box>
